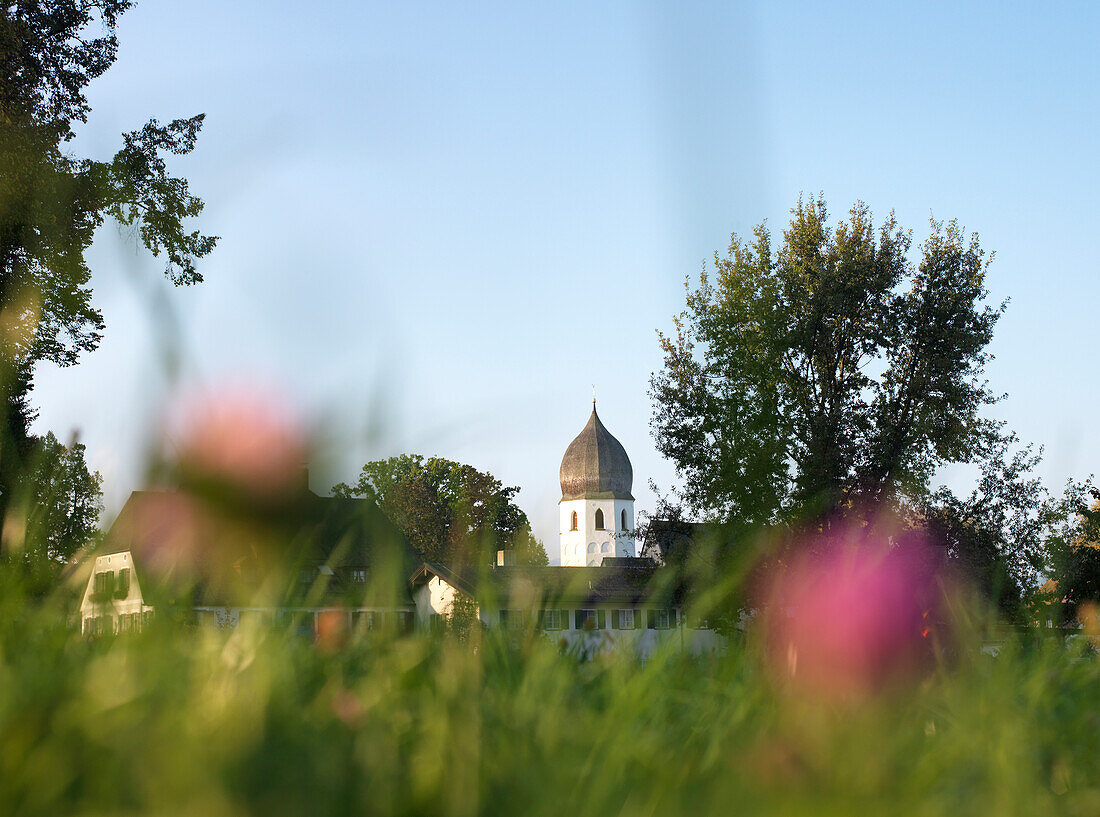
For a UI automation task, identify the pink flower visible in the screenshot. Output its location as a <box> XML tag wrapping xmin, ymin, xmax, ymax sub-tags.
<box><xmin>762</xmin><ymin>525</ymin><xmax>939</xmax><ymax>698</ymax></box>
<box><xmin>170</xmin><ymin>387</ymin><xmax>309</xmax><ymax>500</ymax></box>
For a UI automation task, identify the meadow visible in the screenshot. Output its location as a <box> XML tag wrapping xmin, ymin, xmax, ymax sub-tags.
<box><xmin>1</xmin><ymin>572</ymin><xmax>1097</xmax><ymax>817</ymax></box>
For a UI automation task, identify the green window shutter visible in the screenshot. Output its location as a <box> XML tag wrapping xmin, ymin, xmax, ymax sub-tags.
<box><xmin>647</xmin><ymin>609</ymin><xmax>656</xmax><ymax>629</ymax></box>
<box><xmin>598</xmin><ymin>610</ymin><xmax>605</xmax><ymax>629</ymax></box>
<box><xmin>116</xmin><ymin>569</ymin><xmax>130</xmax><ymax>599</ymax></box>
<box><xmin>537</xmin><ymin>610</ymin><xmax>545</xmax><ymax>629</ymax></box>
<box><xmin>612</xmin><ymin>609</ymin><xmax>620</xmax><ymax>630</ymax></box>
<box><xmin>561</xmin><ymin>609</ymin><xmax>570</xmax><ymax>630</ymax></box>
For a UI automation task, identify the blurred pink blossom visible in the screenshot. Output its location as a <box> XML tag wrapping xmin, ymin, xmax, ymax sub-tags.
<box><xmin>762</xmin><ymin>524</ymin><xmax>940</xmax><ymax>698</ymax></box>
<box><xmin>170</xmin><ymin>387</ymin><xmax>308</xmax><ymax>499</ymax></box>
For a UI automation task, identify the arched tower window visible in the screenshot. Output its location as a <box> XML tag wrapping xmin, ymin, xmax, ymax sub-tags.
<box><xmin>570</xmin><ymin>511</ymin><xmax>578</xmax><ymax>531</ymax></box>
<box><xmin>621</xmin><ymin>509</ymin><xmax>627</xmax><ymax>531</ymax></box>
<box><xmin>594</xmin><ymin>509</ymin><xmax>605</xmax><ymax>530</ymax></box>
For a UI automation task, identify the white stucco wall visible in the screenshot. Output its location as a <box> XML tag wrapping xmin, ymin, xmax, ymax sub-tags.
<box><xmin>79</xmin><ymin>551</ymin><xmax>152</xmax><ymax>635</ymax></box>
<box><xmin>412</xmin><ymin>575</ymin><xmax>460</xmax><ymax>622</ymax></box>
<box><xmin>559</xmin><ymin>498</ymin><xmax>635</xmax><ymax>565</ymax></box>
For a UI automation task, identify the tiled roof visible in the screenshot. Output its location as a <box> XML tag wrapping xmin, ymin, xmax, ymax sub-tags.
<box><xmin>559</xmin><ymin>404</ymin><xmax>634</xmax><ymax>501</ymax></box>
<box><xmin>412</xmin><ymin>561</ymin><xmax>682</xmax><ymax>607</ymax></box>
<box><xmin>94</xmin><ymin>489</ymin><xmax>420</xmax><ymax>606</ymax></box>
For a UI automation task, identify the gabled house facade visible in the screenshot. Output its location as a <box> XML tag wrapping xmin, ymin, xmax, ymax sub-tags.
<box><xmin>79</xmin><ymin>550</ymin><xmax>154</xmax><ymax>636</ymax></box>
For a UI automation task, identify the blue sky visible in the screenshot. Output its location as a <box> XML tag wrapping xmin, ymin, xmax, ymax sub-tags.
<box><xmin>32</xmin><ymin>1</ymin><xmax>1100</xmax><ymax>555</ymax></box>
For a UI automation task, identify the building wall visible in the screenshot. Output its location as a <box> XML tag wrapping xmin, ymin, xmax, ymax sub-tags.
<box><xmin>558</xmin><ymin>498</ymin><xmax>635</xmax><ymax>566</ymax></box>
<box><xmin>79</xmin><ymin>551</ymin><xmax>153</xmax><ymax>636</ymax></box>
<box><xmin>485</xmin><ymin>599</ymin><xmax>725</xmax><ymax>658</ymax></box>
<box><xmin>413</xmin><ymin>575</ymin><xmax>459</xmax><ymax>622</ymax></box>
<box><xmin>191</xmin><ymin>606</ymin><xmax>415</xmax><ymax>636</ymax></box>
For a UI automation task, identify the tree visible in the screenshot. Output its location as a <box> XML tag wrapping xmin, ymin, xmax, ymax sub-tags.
<box><xmin>22</xmin><ymin>430</ymin><xmax>101</xmax><ymax>563</ymax></box>
<box><xmin>1044</xmin><ymin>481</ymin><xmax>1100</xmax><ymax>624</ymax></box>
<box><xmin>0</xmin><ymin>1</ymin><xmax>216</xmax><ymax>525</ymax></box>
<box><xmin>918</xmin><ymin>430</ymin><xmax>1055</xmax><ymax>620</ymax></box>
<box><xmin>650</xmin><ymin>196</ymin><xmax>1003</xmax><ymax>531</ymax></box>
<box><xmin>0</xmin><ymin>429</ymin><xmax>101</xmax><ymax>596</ymax></box>
<box><xmin>333</xmin><ymin>455</ymin><xmax>548</xmax><ymax>566</ymax></box>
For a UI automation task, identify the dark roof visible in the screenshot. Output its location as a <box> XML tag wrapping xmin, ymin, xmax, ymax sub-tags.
<box><xmin>411</xmin><ymin>561</ymin><xmax>681</xmax><ymax>607</ymax></box>
<box><xmin>600</xmin><ymin>556</ymin><xmax>656</xmax><ymax>568</ymax></box>
<box><xmin>640</xmin><ymin>519</ymin><xmax>710</xmax><ymax>566</ymax></box>
<box><xmin>97</xmin><ymin>489</ymin><xmax>420</xmax><ymax>606</ymax></box>
<box><xmin>559</xmin><ymin>403</ymin><xmax>633</xmax><ymax>501</ymax></box>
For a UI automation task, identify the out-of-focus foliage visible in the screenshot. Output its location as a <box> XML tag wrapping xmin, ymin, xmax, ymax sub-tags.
<box><xmin>0</xmin><ymin>430</ymin><xmax>100</xmax><ymax>596</ymax></box>
<box><xmin>650</xmin><ymin>196</ymin><xmax>1003</xmax><ymax>531</ymax></box>
<box><xmin>1044</xmin><ymin>481</ymin><xmax>1100</xmax><ymax>623</ymax></box>
<box><xmin>0</xmin><ymin>0</ymin><xmax>216</xmax><ymax>531</ymax></box>
<box><xmin>919</xmin><ymin>430</ymin><xmax>1057</xmax><ymax>620</ymax></box>
<box><xmin>2</xmin><ymin>576</ymin><xmax>1100</xmax><ymax>817</ymax></box>
<box><xmin>22</xmin><ymin>430</ymin><xmax>101</xmax><ymax>562</ymax></box>
<box><xmin>333</xmin><ymin>454</ymin><xmax>548</xmax><ymax>566</ymax></box>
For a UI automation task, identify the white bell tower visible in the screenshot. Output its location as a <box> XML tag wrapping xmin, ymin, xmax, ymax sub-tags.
<box><xmin>558</xmin><ymin>400</ymin><xmax>635</xmax><ymax>566</ymax></box>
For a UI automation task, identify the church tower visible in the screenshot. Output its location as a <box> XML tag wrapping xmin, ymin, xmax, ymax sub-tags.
<box><xmin>558</xmin><ymin>401</ymin><xmax>635</xmax><ymax>566</ymax></box>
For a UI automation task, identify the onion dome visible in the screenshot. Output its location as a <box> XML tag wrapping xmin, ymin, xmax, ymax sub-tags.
<box><xmin>559</xmin><ymin>402</ymin><xmax>633</xmax><ymax>501</ymax></box>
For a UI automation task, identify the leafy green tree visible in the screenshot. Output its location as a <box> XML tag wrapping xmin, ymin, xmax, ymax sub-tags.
<box><xmin>651</xmin><ymin>196</ymin><xmax>1003</xmax><ymax>531</ymax></box>
<box><xmin>1044</xmin><ymin>481</ymin><xmax>1100</xmax><ymax>623</ymax></box>
<box><xmin>23</xmin><ymin>430</ymin><xmax>101</xmax><ymax>563</ymax></box>
<box><xmin>0</xmin><ymin>1</ymin><xmax>216</xmax><ymax>526</ymax></box>
<box><xmin>333</xmin><ymin>455</ymin><xmax>548</xmax><ymax>566</ymax></box>
<box><xmin>919</xmin><ymin>431</ymin><xmax>1056</xmax><ymax>621</ymax></box>
<box><xmin>1</xmin><ymin>429</ymin><xmax>101</xmax><ymax>596</ymax></box>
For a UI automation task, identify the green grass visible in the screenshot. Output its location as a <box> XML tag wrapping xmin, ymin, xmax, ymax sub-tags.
<box><xmin>1</xmin><ymin>584</ymin><xmax>1098</xmax><ymax>817</ymax></box>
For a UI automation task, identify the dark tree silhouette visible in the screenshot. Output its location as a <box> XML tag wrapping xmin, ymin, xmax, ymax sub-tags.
<box><xmin>333</xmin><ymin>455</ymin><xmax>548</xmax><ymax>566</ymax></box>
<box><xmin>0</xmin><ymin>1</ymin><xmax>216</xmax><ymax>532</ymax></box>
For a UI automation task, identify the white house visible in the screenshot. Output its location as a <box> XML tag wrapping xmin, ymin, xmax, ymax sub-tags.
<box><xmin>78</xmin><ymin>550</ymin><xmax>154</xmax><ymax>636</ymax></box>
<box><xmin>409</xmin><ymin>560</ymin><xmax>697</xmax><ymax>657</ymax></box>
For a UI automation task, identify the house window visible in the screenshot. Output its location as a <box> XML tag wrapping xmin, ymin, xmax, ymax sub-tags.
<box><xmin>115</xmin><ymin>568</ymin><xmax>130</xmax><ymax>599</ymax></box>
<box><xmin>574</xmin><ymin>609</ymin><xmax>596</xmax><ymax>630</ymax></box>
<box><xmin>570</xmin><ymin>511</ymin><xmax>578</xmax><ymax>531</ymax></box>
<box><xmin>429</xmin><ymin>613</ymin><xmax>445</xmax><ymax>634</ymax></box>
<box><xmin>395</xmin><ymin>611</ymin><xmax>414</xmax><ymax>634</ymax></box>
<box><xmin>352</xmin><ymin>610</ymin><xmax>376</xmax><ymax>631</ymax></box>
<box><xmin>540</xmin><ymin>609</ymin><xmax>565</xmax><ymax>630</ymax></box>
<box><xmin>595</xmin><ymin>509</ymin><xmax>604</xmax><ymax>530</ymax></box>
<box><xmin>350</xmin><ymin>569</ymin><xmax>366</xmax><ymax>583</ymax></box>
<box><xmin>500</xmin><ymin>609</ymin><xmax>525</xmax><ymax>630</ymax></box>
<box><xmin>93</xmin><ymin>570</ymin><xmax>115</xmax><ymax>599</ymax></box>
<box><xmin>647</xmin><ymin>609</ymin><xmax>672</xmax><ymax>630</ymax></box>
<box><xmin>613</xmin><ymin>609</ymin><xmax>635</xmax><ymax>629</ymax></box>
<box><xmin>87</xmin><ymin>615</ymin><xmax>111</xmax><ymax>637</ymax></box>
<box><xmin>621</xmin><ymin>510</ymin><xmax>627</xmax><ymax>531</ymax></box>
